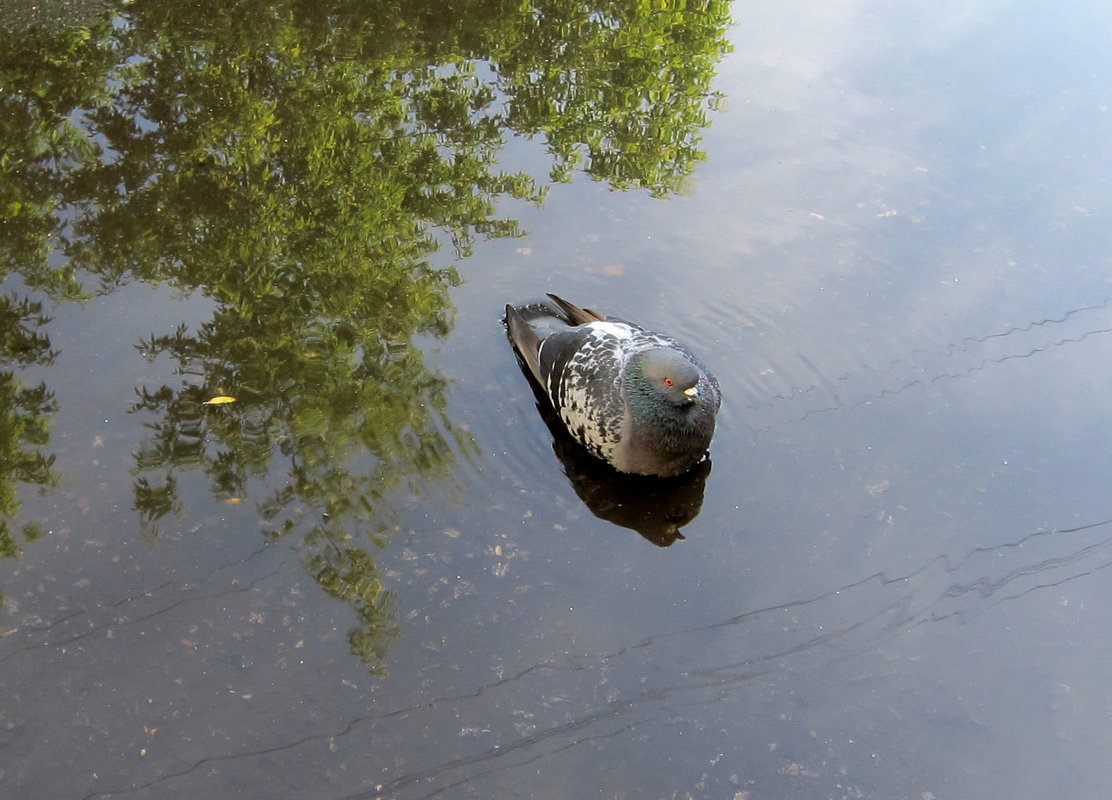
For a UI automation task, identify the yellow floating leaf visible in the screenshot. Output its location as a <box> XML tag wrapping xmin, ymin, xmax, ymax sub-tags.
<box><xmin>203</xmin><ymin>395</ymin><xmax>236</xmax><ymax>405</ymax></box>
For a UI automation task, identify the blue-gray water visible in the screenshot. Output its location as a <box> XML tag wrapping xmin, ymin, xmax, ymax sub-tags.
<box><xmin>3</xmin><ymin>1</ymin><xmax>1112</xmax><ymax>798</ymax></box>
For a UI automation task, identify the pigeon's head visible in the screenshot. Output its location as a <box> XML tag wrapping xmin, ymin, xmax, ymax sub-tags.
<box><xmin>623</xmin><ymin>346</ymin><xmax>720</xmax><ymax>475</ymax></box>
<box><xmin>636</xmin><ymin>348</ymin><xmax>710</xmax><ymax>409</ymax></box>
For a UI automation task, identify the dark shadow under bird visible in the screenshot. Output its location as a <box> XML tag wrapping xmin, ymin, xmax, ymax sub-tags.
<box><xmin>517</xmin><ymin>355</ymin><xmax>712</xmax><ymax>546</ymax></box>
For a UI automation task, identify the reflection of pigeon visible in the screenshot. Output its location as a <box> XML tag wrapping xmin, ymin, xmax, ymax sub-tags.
<box><xmin>505</xmin><ymin>293</ymin><xmax>721</xmax><ymax>477</ymax></box>
<box><xmin>567</xmin><ymin>458</ymin><xmax>711</xmax><ymax>547</ymax></box>
<box><xmin>545</xmin><ymin>388</ymin><xmax>712</xmax><ymax>546</ymax></box>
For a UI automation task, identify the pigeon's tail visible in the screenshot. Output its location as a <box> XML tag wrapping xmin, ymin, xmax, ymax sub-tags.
<box><xmin>505</xmin><ymin>294</ymin><xmax>606</xmax><ymax>385</ymax></box>
<box><xmin>504</xmin><ymin>303</ymin><xmax>546</xmax><ymax>386</ymax></box>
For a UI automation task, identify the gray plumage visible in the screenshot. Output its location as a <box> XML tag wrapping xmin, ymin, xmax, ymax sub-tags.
<box><xmin>505</xmin><ymin>294</ymin><xmax>721</xmax><ymax>477</ymax></box>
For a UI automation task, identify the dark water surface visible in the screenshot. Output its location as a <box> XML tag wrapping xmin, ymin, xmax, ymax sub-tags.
<box><xmin>3</xmin><ymin>1</ymin><xmax>1112</xmax><ymax>798</ymax></box>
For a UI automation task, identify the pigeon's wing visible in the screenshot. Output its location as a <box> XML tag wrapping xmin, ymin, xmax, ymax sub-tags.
<box><xmin>546</xmin><ymin>293</ymin><xmax>606</xmax><ymax>325</ymax></box>
<box><xmin>537</xmin><ymin>322</ymin><xmax>634</xmax><ymax>462</ymax></box>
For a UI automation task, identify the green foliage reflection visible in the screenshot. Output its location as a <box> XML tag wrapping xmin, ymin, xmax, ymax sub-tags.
<box><xmin>0</xmin><ymin>0</ymin><xmax>731</xmax><ymax>670</ymax></box>
<box><xmin>0</xmin><ymin>295</ymin><xmax>58</xmax><ymax>563</ymax></box>
<box><xmin>0</xmin><ymin>19</ymin><xmax>114</xmax><ymax>572</ymax></box>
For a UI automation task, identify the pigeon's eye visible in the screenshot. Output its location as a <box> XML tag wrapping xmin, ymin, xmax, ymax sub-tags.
<box><xmin>663</xmin><ymin>377</ymin><xmax>674</xmax><ymax>387</ymax></box>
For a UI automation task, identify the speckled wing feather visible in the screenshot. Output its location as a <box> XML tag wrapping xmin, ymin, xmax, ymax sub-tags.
<box><xmin>536</xmin><ymin>322</ymin><xmax>630</xmax><ymax>463</ymax></box>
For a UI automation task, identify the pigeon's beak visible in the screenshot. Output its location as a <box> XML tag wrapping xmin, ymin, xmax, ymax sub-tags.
<box><xmin>683</xmin><ymin>386</ymin><xmax>699</xmax><ymax>400</ymax></box>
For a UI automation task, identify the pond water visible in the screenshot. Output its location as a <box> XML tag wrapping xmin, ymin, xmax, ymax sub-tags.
<box><xmin>3</xmin><ymin>1</ymin><xmax>1112</xmax><ymax>798</ymax></box>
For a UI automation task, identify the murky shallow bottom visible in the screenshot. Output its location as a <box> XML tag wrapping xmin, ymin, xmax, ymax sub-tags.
<box><xmin>4</xmin><ymin>1</ymin><xmax>1112</xmax><ymax>798</ymax></box>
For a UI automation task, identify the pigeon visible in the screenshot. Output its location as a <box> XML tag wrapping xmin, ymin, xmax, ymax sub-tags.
<box><xmin>505</xmin><ymin>293</ymin><xmax>721</xmax><ymax>477</ymax></box>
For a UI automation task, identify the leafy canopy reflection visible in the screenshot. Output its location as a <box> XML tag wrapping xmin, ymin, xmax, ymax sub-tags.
<box><xmin>0</xmin><ymin>0</ymin><xmax>731</xmax><ymax>669</ymax></box>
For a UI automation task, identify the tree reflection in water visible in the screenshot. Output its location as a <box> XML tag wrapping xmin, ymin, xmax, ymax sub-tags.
<box><xmin>0</xmin><ymin>0</ymin><xmax>732</xmax><ymax>668</ymax></box>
